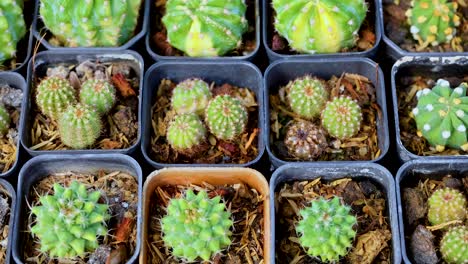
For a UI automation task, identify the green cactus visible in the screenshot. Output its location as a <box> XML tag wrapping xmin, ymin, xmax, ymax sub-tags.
<box><xmin>205</xmin><ymin>95</ymin><xmax>248</xmax><ymax>140</ymax></box>
<box><xmin>36</xmin><ymin>77</ymin><xmax>78</xmax><ymax>120</ymax></box>
<box><xmin>39</xmin><ymin>0</ymin><xmax>143</xmax><ymax>47</ymax></box>
<box><xmin>0</xmin><ymin>0</ymin><xmax>26</xmax><ymax>65</ymax></box>
<box><xmin>321</xmin><ymin>96</ymin><xmax>362</xmax><ymax>140</ymax></box>
<box><xmin>412</xmin><ymin>80</ymin><xmax>468</xmax><ymax>152</ymax></box>
<box><xmin>272</xmin><ymin>0</ymin><xmax>368</xmax><ymax>54</ymax></box>
<box><xmin>171</xmin><ymin>78</ymin><xmax>212</xmax><ymax>115</ymax></box>
<box><xmin>284</xmin><ymin>120</ymin><xmax>328</xmax><ymax>160</ymax></box>
<box><xmin>286</xmin><ymin>76</ymin><xmax>329</xmax><ymax>120</ymax></box>
<box><xmin>80</xmin><ymin>79</ymin><xmax>116</xmax><ymax>115</ymax></box>
<box><xmin>296</xmin><ymin>196</ymin><xmax>357</xmax><ymax>262</ymax></box>
<box><xmin>440</xmin><ymin>225</ymin><xmax>468</xmax><ymax>264</ymax></box>
<box><xmin>0</xmin><ymin>105</ymin><xmax>10</xmax><ymax>137</ymax></box>
<box><xmin>406</xmin><ymin>0</ymin><xmax>461</xmax><ymax>47</ymax></box>
<box><xmin>30</xmin><ymin>181</ymin><xmax>110</xmax><ymax>259</ymax></box>
<box><xmin>161</xmin><ymin>189</ymin><xmax>232</xmax><ymax>261</ymax></box>
<box><xmin>427</xmin><ymin>188</ymin><xmax>467</xmax><ymax>226</ymax></box>
<box><xmin>167</xmin><ymin>113</ymin><xmax>206</xmax><ymax>153</ymax></box>
<box><xmin>162</xmin><ymin>0</ymin><xmax>248</xmax><ymax>57</ymax></box>
<box><xmin>58</xmin><ymin>104</ymin><xmax>102</xmax><ymax>149</ymax></box>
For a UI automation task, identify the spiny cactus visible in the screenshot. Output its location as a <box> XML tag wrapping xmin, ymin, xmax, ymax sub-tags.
<box><xmin>427</xmin><ymin>188</ymin><xmax>467</xmax><ymax>226</ymax></box>
<box><xmin>205</xmin><ymin>95</ymin><xmax>248</xmax><ymax>140</ymax></box>
<box><xmin>171</xmin><ymin>78</ymin><xmax>212</xmax><ymax>115</ymax></box>
<box><xmin>406</xmin><ymin>0</ymin><xmax>461</xmax><ymax>46</ymax></box>
<box><xmin>161</xmin><ymin>189</ymin><xmax>232</xmax><ymax>261</ymax></box>
<box><xmin>80</xmin><ymin>79</ymin><xmax>116</xmax><ymax>115</ymax></box>
<box><xmin>440</xmin><ymin>225</ymin><xmax>468</xmax><ymax>264</ymax></box>
<box><xmin>0</xmin><ymin>105</ymin><xmax>10</xmax><ymax>137</ymax></box>
<box><xmin>296</xmin><ymin>196</ymin><xmax>357</xmax><ymax>262</ymax></box>
<box><xmin>162</xmin><ymin>0</ymin><xmax>248</xmax><ymax>57</ymax></box>
<box><xmin>286</xmin><ymin>76</ymin><xmax>329</xmax><ymax>120</ymax></box>
<box><xmin>167</xmin><ymin>113</ymin><xmax>206</xmax><ymax>153</ymax></box>
<box><xmin>272</xmin><ymin>0</ymin><xmax>368</xmax><ymax>54</ymax></box>
<box><xmin>58</xmin><ymin>104</ymin><xmax>102</xmax><ymax>149</ymax></box>
<box><xmin>40</xmin><ymin>0</ymin><xmax>143</xmax><ymax>47</ymax></box>
<box><xmin>30</xmin><ymin>181</ymin><xmax>109</xmax><ymax>259</ymax></box>
<box><xmin>36</xmin><ymin>77</ymin><xmax>78</xmax><ymax>120</ymax></box>
<box><xmin>321</xmin><ymin>96</ymin><xmax>362</xmax><ymax>140</ymax></box>
<box><xmin>0</xmin><ymin>0</ymin><xmax>26</xmax><ymax>65</ymax></box>
<box><xmin>412</xmin><ymin>79</ymin><xmax>468</xmax><ymax>152</ymax></box>
<box><xmin>284</xmin><ymin>120</ymin><xmax>328</xmax><ymax>160</ymax></box>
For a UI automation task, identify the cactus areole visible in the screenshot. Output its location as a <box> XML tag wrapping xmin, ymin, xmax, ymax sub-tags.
<box><xmin>0</xmin><ymin>0</ymin><xmax>26</xmax><ymax>65</ymax></box>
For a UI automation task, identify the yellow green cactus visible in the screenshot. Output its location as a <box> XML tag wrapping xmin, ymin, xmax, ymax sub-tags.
<box><xmin>286</xmin><ymin>76</ymin><xmax>329</xmax><ymax>120</ymax></box>
<box><xmin>0</xmin><ymin>0</ymin><xmax>26</xmax><ymax>65</ymax></box>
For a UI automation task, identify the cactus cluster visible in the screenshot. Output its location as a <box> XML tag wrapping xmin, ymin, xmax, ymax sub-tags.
<box><xmin>171</xmin><ymin>78</ymin><xmax>212</xmax><ymax>115</ymax></box>
<box><xmin>440</xmin><ymin>225</ymin><xmax>468</xmax><ymax>264</ymax></box>
<box><xmin>161</xmin><ymin>189</ymin><xmax>232</xmax><ymax>261</ymax></box>
<box><xmin>205</xmin><ymin>95</ymin><xmax>248</xmax><ymax>140</ymax></box>
<box><xmin>427</xmin><ymin>188</ymin><xmax>467</xmax><ymax>226</ymax></box>
<box><xmin>296</xmin><ymin>196</ymin><xmax>357</xmax><ymax>262</ymax></box>
<box><xmin>40</xmin><ymin>0</ymin><xmax>143</xmax><ymax>47</ymax></box>
<box><xmin>80</xmin><ymin>79</ymin><xmax>116</xmax><ymax>115</ymax></box>
<box><xmin>166</xmin><ymin>113</ymin><xmax>206</xmax><ymax>153</ymax></box>
<box><xmin>36</xmin><ymin>77</ymin><xmax>77</xmax><ymax>120</ymax></box>
<box><xmin>162</xmin><ymin>0</ymin><xmax>248</xmax><ymax>57</ymax></box>
<box><xmin>321</xmin><ymin>96</ymin><xmax>363</xmax><ymax>140</ymax></box>
<box><xmin>0</xmin><ymin>105</ymin><xmax>11</xmax><ymax>137</ymax></box>
<box><xmin>284</xmin><ymin>120</ymin><xmax>328</xmax><ymax>159</ymax></box>
<box><xmin>286</xmin><ymin>76</ymin><xmax>329</xmax><ymax>120</ymax></box>
<box><xmin>30</xmin><ymin>181</ymin><xmax>110</xmax><ymax>259</ymax></box>
<box><xmin>0</xmin><ymin>0</ymin><xmax>26</xmax><ymax>65</ymax></box>
<box><xmin>272</xmin><ymin>0</ymin><xmax>368</xmax><ymax>54</ymax></box>
<box><xmin>58</xmin><ymin>104</ymin><xmax>102</xmax><ymax>149</ymax></box>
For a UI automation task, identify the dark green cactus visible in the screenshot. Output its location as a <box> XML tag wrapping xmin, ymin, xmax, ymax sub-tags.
<box><xmin>79</xmin><ymin>79</ymin><xmax>116</xmax><ymax>115</ymax></box>
<box><xmin>36</xmin><ymin>77</ymin><xmax>78</xmax><ymax>120</ymax></box>
<box><xmin>0</xmin><ymin>105</ymin><xmax>10</xmax><ymax>136</ymax></box>
<box><xmin>284</xmin><ymin>120</ymin><xmax>328</xmax><ymax>160</ymax></box>
<box><xmin>427</xmin><ymin>188</ymin><xmax>466</xmax><ymax>226</ymax></box>
<box><xmin>321</xmin><ymin>96</ymin><xmax>362</xmax><ymax>140</ymax></box>
<box><xmin>0</xmin><ymin>0</ymin><xmax>26</xmax><ymax>65</ymax></box>
<box><xmin>166</xmin><ymin>113</ymin><xmax>206</xmax><ymax>153</ymax></box>
<box><xmin>58</xmin><ymin>104</ymin><xmax>102</xmax><ymax>149</ymax></box>
<box><xmin>171</xmin><ymin>78</ymin><xmax>212</xmax><ymax>115</ymax></box>
<box><xmin>205</xmin><ymin>95</ymin><xmax>248</xmax><ymax>140</ymax></box>
<box><xmin>440</xmin><ymin>225</ymin><xmax>468</xmax><ymax>264</ymax></box>
<box><xmin>286</xmin><ymin>76</ymin><xmax>329</xmax><ymax>120</ymax></box>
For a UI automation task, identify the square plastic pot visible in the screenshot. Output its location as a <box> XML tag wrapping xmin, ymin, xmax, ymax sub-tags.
<box><xmin>140</xmin><ymin>167</ymin><xmax>271</xmax><ymax>263</ymax></box>
<box><xmin>0</xmin><ymin>179</ymin><xmax>16</xmax><ymax>264</ymax></box>
<box><xmin>264</xmin><ymin>58</ymin><xmax>389</xmax><ymax>168</ymax></box>
<box><xmin>391</xmin><ymin>56</ymin><xmax>468</xmax><ymax>163</ymax></box>
<box><xmin>12</xmin><ymin>154</ymin><xmax>143</xmax><ymax>264</ymax></box>
<box><xmin>21</xmin><ymin>50</ymin><xmax>144</xmax><ymax>156</ymax></box>
<box><xmin>270</xmin><ymin>162</ymin><xmax>401</xmax><ymax>264</ymax></box>
<box><xmin>141</xmin><ymin>61</ymin><xmax>265</xmax><ymax>168</ymax></box>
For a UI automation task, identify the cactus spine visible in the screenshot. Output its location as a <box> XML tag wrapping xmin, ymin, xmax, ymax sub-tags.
<box><xmin>0</xmin><ymin>105</ymin><xmax>10</xmax><ymax>137</ymax></box>
<box><xmin>171</xmin><ymin>78</ymin><xmax>212</xmax><ymax>115</ymax></box>
<box><xmin>205</xmin><ymin>95</ymin><xmax>248</xmax><ymax>140</ymax></box>
<box><xmin>427</xmin><ymin>188</ymin><xmax>467</xmax><ymax>226</ymax></box>
<box><xmin>286</xmin><ymin>76</ymin><xmax>329</xmax><ymax>120</ymax></box>
<box><xmin>321</xmin><ymin>96</ymin><xmax>363</xmax><ymax>140</ymax></box>
<box><xmin>36</xmin><ymin>77</ymin><xmax>78</xmax><ymax>120</ymax></box>
<box><xmin>0</xmin><ymin>0</ymin><xmax>26</xmax><ymax>65</ymax></box>
<box><xmin>284</xmin><ymin>120</ymin><xmax>328</xmax><ymax>159</ymax></box>
<box><xmin>58</xmin><ymin>104</ymin><xmax>102</xmax><ymax>149</ymax></box>
<box><xmin>167</xmin><ymin>113</ymin><xmax>206</xmax><ymax>153</ymax></box>
<box><xmin>440</xmin><ymin>226</ymin><xmax>468</xmax><ymax>264</ymax></box>
<box><xmin>80</xmin><ymin>79</ymin><xmax>116</xmax><ymax>115</ymax></box>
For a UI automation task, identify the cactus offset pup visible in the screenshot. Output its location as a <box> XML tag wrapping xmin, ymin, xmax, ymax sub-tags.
<box><xmin>58</xmin><ymin>104</ymin><xmax>102</xmax><ymax>149</ymax></box>
<box><xmin>166</xmin><ymin>113</ymin><xmax>206</xmax><ymax>154</ymax></box>
<box><xmin>171</xmin><ymin>78</ymin><xmax>212</xmax><ymax>115</ymax></box>
<box><xmin>286</xmin><ymin>76</ymin><xmax>329</xmax><ymax>120</ymax></box>
<box><xmin>0</xmin><ymin>0</ymin><xmax>26</xmax><ymax>65</ymax></box>
<box><xmin>205</xmin><ymin>95</ymin><xmax>248</xmax><ymax>140</ymax></box>
<box><xmin>80</xmin><ymin>79</ymin><xmax>116</xmax><ymax>115</ymax></box>
<box><xmin>427</xmin><ymin>188</ymin><xmax>467</xmax><ymax>226</ymax></box>
<box><xmin>36</xmin><ymin>77</ymin><xmax>78</xmax><ymax>121</ymax></box>
<box><xmin>321</xmin><ymin>96</ymin><xmax>363</xmax><ymax>140</ymax></box>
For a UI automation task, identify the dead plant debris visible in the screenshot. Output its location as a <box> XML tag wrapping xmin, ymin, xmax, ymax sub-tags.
<box><xmin>0</xmin><ymin>184</ymin><xmax>12</xmax><ymax>263</ymax></box>
<box><xmin>0</xmin><ymin>82</ymin><xmax>22</xmax><ymax>173</ymax></box>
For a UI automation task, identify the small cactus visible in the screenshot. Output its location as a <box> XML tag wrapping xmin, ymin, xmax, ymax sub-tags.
<box><xmin>30</xmin><ymin>181</ymin><xmax>110</xmax><ymax>259</ymax></box>
<box><xmin>272</xmin><ymin>0</ymin><xmax>368</xmax><ymax>54</ymax></box>
<box><xmin>58</xmin><ymin>104</ymin><xmax>102</xmax><ymax>149</ymax></box>
<box><xmin>162</xmin><ymin>0</ymin><xmax>248</xmax><ymax>57</ymax></box>
<box><xmin>0</xmin><ymin>0</ymin><xmax>26</xmax><ymax>65</ymax></box>
<box><xmin>167</xmin><ymin>113</ymin><xmax>206</xmax><ymax>153</ymax></box>
<box><xmin>36</xmin><ymin>77</ymin><xmax>77</xmax><ymax>120</ymax></box>
<box><xmin>205</xmin><ymin>95</ymin><xmax>248</xmax><ymax>140</ymax></box>
<box><xmin>440</xmin><ymin>225</ymin><xmax>468</xmax><ymax>264</ymax></box>
<box><xmin>296</xmin><ymin>196</ymin><xmax>357</xmax><ymax>262</ymax></box>
<box><xmin>321</xmin><ymin>96</ymin><xmax>362</xmax><ymax>140</ymax></box>
<box><xmin>80</xmin><ymin>79</ymin><xmax>116</xmax><ymax>115</ymax></box>
<box><xmin>286</xmin><ymin>76</ymin><xmax>329</xmax><ymax>120</ymax></box>
<box><xmin>412</xmin><ymin>80</ymin><xmax>468</xmax><ymax>152</ymax></box>
<box><xmin>406</xmin><ymin>0</ymin><xmax>460</xmax><ymax>47</ymax></box>
<box><xmin>161</xmin><ymin>189</ymin><xmax>232</xmax><ymax>261</ymax></box>
<box><xmin>284</xmin><ymin>120</ymin><xmax>328</xmax><ymax>160</ymax></box>
<box><xmin>171</xmin><ymin>78</ymin><xmax>212</xmax><ymax>115</ymax></box>
<box><xmin>0</xmin><ymin>105</ymin><xmax>10</xmax><ymax>136</ymax></box>
<box><xmin>427</xmin><ymin>188</ymin><xmax>467</xmax><ymax>226</ymax></box>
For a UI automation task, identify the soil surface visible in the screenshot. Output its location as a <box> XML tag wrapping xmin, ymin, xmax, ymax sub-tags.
<box><xmin>0</xmin><ymin>82</ymin><xmax>22</xmax><ymax>173</ymax></box>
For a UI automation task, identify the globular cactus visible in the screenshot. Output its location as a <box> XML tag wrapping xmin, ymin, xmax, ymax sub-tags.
<box><xmin>0</xmin><ymin>105</ymin><xmax>10</xmax><ymax>136</ymax></box>
<box><xmin>58</xmin><ymin>104</ymin><xmax>102</xmax><ymax>149</ymax></box>
<box><xmin>272</xmin><ymin>0</ymin><xmax>368</xmax><ymax>54</ymax></box>
<box><xmin>80</xmin><ymin>79</ymin><xmax>116</xmax><ymax>115</ymax></box>
<box><xmin>162</xmin><ymin>0</ymin><xmax>248</xmax><ymax>57</ymax></box>
<box><xmin>296</xmin><ymin>196</ymin><xmax>357</xmax><ymax>262</ymax></box>
<box><xmin>440</xmin><ymin>225</ymin><xmax>468</xmax><ymax>264</ymax></box>
<box><xmin>406</xmin><ymin>0</ymin><xmax>460</xmax><ymax>46</ymax></box>
<box><xmin>167</xmin><ymin>113</ymin><xmax>206</xmax><ymax>153</ymax></box>
<box><xmin>171</xmin><ymin>78</ymin><xmax>212</xmax><ymax>115</ymax></box>
<box><xmin>0</xmin><ymin>0</ymin><xmax>26</xmax><ymax>65</ymax></box>
<box><xmin>40</xmin><ymin>0</ymin><xmax>143</xmax><ymax>47</ymax></box>
<box><xmin>30</xmin><ymin>181</ymin><xmax>110</xmax><ymax>259</ymax></box>
<box><xmin>36</xmin><ymin>77</ymin><xmax>78</xmax><ymax>120</ymax></box>
<box><xmin>286</xmin><ymin>76</ymin><xmax>329</xmax><ymax>120</ymax></box>
<box><xmin>284</xmin><ymin>120</ymin><xmax>328</xmax><ymax>160</ymax></box>
<box><xmin>161</xmin><ymin>189</ymin><xmax>232</xmax><ymax>261</ymax></box>
<box><xmin>412</xmin><ymin>79</ymin><xmax>468</xmax><ymax>152</ymax></box>
<box><xmin>427</xmin><ymin>188</ymin><xmax>467</xmax><ymax>226</ymax></box>
<box><xmin>205</xmin><ymin>95</ymin><xmax>248</xmax><ymax>140</ymax></box>
<box><xmin>321</xmin><ymin>96</ymin><xmax>362</xmax><ymax>140</ymax></box>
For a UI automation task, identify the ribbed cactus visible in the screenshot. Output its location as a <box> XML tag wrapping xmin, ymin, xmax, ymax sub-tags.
<box><xmin>440</xmin><ymin>226</ymin><xmax>468</xmax><ymax>264</ymax></box>
<box><xmin>167</xmin><ymin>113</ymin><xmax>206</xmax><ymax>153</ymax></box>
<box><xmin>406</xmin><ymin>0</ymin><xmax>461</xmax><ymax>46</ymax></box>
<box><xmin>427</xmin><ymin>188</ymin><xmax>467</xmax><ymax>226</ymax></box>
<box><xmin>161</xmin><ymin>189</ymin><xmax>232</xmax><ymax>261</ymax></box>
<box><xmin>296</xmin><ymin>196</ymin><xmax>357</xmax><ymax>262</ymax></box>
<box><xmin>286</xmin><ymin>76</ymin><xmax>329</xmax><ymax>120</ymax></box>
<box><xmin>171</xmin><ymin>78</ymin><xmax>212</xmax><ymax>115</ymax></box>
<box><xmin>412</xmin><ymin>80</ymin><xmax>468</xmax><ymax>152</ymax></box>
<box><xmin>284</xmin><ymin>120</ymin><xmax>328</xmax><ymax>159</ymax></box>
<box><xmin>162</xmin><ymin>0</ymin><xmax>248</xmax><ymax>57</ymax></box>
<box><xmin>36</xmin><ymin>77</ymin><xmax>78</xmax><ymax>120</ymax></box>
<box><xmin>205</xmin><ymin>95</ymin><xmax>248</xmax><ymax>140</ymax></box>
<box><xmin>80</xmin><ymin>79</ymin><xmax>116</xmax><ymax>115</ymax></box>
<box><xmin>58</xmin><ymin>104</ymin><xmax>102</xmax><ymax>149</ymax></box>
<box><xmin>321</xmin><ymin>96</ymin><xmax>362</xmax><ymax>140</ymax></box>
<box><xmin>272</xmin><ymin>0</ymin><xmax>368</xmax><ymax>54</ymax></box>
<box><xmin>0</xmin><ymin>0</ymin><xmax>26</xmax><ymax>65</ymax></box>
<box><xmin>30</xmin><ymin>181</ymin><xmax>110</xmax><ymax>259</ymax></box>
<box><xmin>39</xmin><ymin>0</ymin><xmax>143</xmax><ymax>47</ymax></box>
<box><xmin>0</xmin><ymin>105</ymin><xmax>10</xmax><ymax>136</ymax></box>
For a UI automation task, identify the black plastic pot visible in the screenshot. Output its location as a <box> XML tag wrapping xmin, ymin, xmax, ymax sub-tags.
<box><xmin>21</xmin><ymin>50</ymin><xmax>144</xmax><ymax>156</ymax></box>
<box><xmin>0</xmin><ymin>179</ymin><xmax>16</xmax><ymax>264</ymax></box>
<box><xmin>12</xmin><ymin>154</ymin><xmax>143</xmax><ymax>264</ymax></box>
<box><xmin>145</xmin><ymin>0</ymin><xmax>260</xmax><ymax>61</ymax></box>
<box><xmin>263</xmin><ymin>0</ymin><xmax>382</xmax><ymax>62</ymax></box>
<box><xmin>270</xmin><ymin>163</ymin><xmax>401</xmax><ymax>263</ymax></box>
<box><xmin>32</xmin><ymin>0</ymin><xmax>149</xmax><ymax>50</ymax></box>
<box><xmin>264</xmin><ymin>58</ymin><xmax>389</xmax><ymax>168</ymax></box>
<box><xmin>391</xmin><ymin>56</ymin><xmax>468</xmax><ymax>163</ymax></box>
<box><xmin>141</xmin><ymin>61</ymin><xmax>265</xmax><ymax>168</ymax></box>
